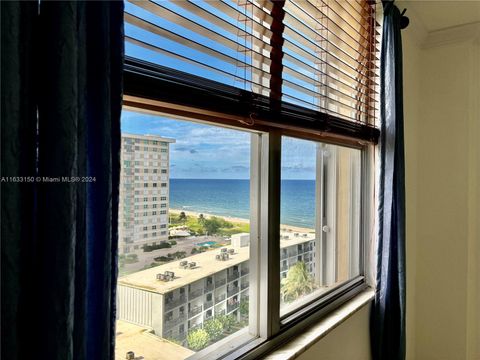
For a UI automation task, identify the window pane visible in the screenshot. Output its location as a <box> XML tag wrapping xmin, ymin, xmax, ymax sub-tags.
<box><xmin>116</xmin><ymin>110</ymin><xmax>253</xmax><ymax>359</ymax></box>
<box><xmin>280</xmin><ymin>136</ymin><xmax>361</xmax><ymax>315</ymax></box>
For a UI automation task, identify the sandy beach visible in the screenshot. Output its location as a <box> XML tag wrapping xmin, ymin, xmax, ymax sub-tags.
<box><xmin>169</xmin><ymin>208</ymin><xmax>315</xmax><ymax>234</ymax></box>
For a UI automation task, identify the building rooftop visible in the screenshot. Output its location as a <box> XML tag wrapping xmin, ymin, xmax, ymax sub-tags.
<box><xmin>118</xmin><ymin>232</ymin><xmax>315</xmax><ymax>295</ymax></box>
<box><xmin>115</xmin><ymin>320</ymin><xmax>194</xmax><ymax>360</ymax></box>
<box><xmin>121</xmin><ymin>132</ymin><xmax>176</xmax><ymax>143</ymax></box>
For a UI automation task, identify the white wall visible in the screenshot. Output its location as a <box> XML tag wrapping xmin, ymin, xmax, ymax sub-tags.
<box><xmin>296</xmin><ymin>306</ymin><xmax>371</xmax><ymax>360</ymax></box>
<box><xmin>411</xmin><ymin>27</ymin><xmax>480</xmax><ymax>360</ymax></box>
<box><xmin>402</xmin><ymin>25</ymin><xmax>422</xmax><ymax>360</ymax></box>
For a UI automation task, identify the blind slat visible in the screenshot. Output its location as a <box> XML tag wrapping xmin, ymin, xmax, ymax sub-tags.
<box><xmin>125</xmin><ymin>0</ymin><xmax>380</xmax><ymax>129</ymax></box>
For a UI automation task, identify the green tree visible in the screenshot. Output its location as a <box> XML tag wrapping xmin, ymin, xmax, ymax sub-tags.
<box><xmin>198</xmin><ymin>213</ymin><xmax>205</xmax><ymax>225</ymax></box>
<box><xmin>187</xmin><ymin>329</ymin><xmax>210</xmax><ymax>351</ymax></box>
<box><xmin>179</xmin><ymin>211</ymin><xmax>187</xmax><ymax>225</ymax></box>
<box><xmin>203</xmin><ymin>217</ymin><xmax>222</xmax><ymax>235</ymax></box>
<box><xmin>239</xmin><ymin>298</ymin><xmax>249</xmax><ymax>318</ymax></box>
<box><xmin>280</xmin><ymin>261</ymin><xmax>315</xmax><ymax>303</ymax></box>
<box><xmin>217</xmin><ymin>314</ymin><xmax>236</xmax><ymax>333</ymax></box>
<box><xmin>203</xmin><ymin>318</ymin><xmax>223</xmax><ymax>340</ymax></box>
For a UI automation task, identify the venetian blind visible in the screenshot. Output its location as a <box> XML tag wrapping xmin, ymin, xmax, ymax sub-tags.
<box><xmin>124</xmin><ymin>0</ymin><xmax>379</xmax><ymax>136</ymax></box>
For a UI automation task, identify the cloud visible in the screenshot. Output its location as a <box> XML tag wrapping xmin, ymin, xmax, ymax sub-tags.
<box><xmin>282</xmin><ymin>165</ymin><xmax>315</xmax><ymax>172</ymax></box>
<box><xmin>222</xmin><ymin>165</ymin><xmax>249</xmax><ymax>173</ymax></box>
<box><xmin>175</xmin><ymin>146</ymin><xmax>198</xmax><ymax>154</ymax></box>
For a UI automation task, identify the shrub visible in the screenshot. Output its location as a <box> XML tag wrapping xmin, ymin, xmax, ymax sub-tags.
<box><xmin>169</xmin><ymin>240</ymin><xmax>177</xmax><ymax>246</ymax></box>
<box><xmin>203</xmin><ymin>319</ymin><xmax>223</xmax><ymax>341</ymax></box>
<box><xmin>187</xmin><ymin>329</ymin><xmax>210</xmax><ymax>351</ymax></box>
<box><xmin>125</xmin><ymin>254</ymin><xmax>138</xmax><ymax>264</ymax></box>
<box><xmin>239</xmin><ymin>299</ymin><xmax>249</xmax><ymax>317</ymax></box>
<box><xmin>217</xmin><ymin>314</ymin><xmax>236</xmax><ymax>333</ymax></box>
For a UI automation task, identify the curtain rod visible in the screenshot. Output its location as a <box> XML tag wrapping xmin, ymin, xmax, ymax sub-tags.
<box><xmin>381</xmin><ymin>0</ymin><xmax>410</xmax><ymax>29</ymax></box>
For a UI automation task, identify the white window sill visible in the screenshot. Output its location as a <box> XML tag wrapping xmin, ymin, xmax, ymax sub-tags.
<box><xmin>264</xmin><ymin>288</ymin><xmax>375</xmax><ymax>360</ymax></box>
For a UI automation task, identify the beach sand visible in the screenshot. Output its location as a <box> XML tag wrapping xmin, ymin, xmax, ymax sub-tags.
<box><xmin>169</xmin><ymin>208</ymin><xmax>315</xmax><ymax>234</ymax></box>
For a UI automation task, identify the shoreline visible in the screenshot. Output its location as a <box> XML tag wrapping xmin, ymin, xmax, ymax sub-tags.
<box><xmin>169</xmin><ymin>208</ymin><xmax>315</xmax><ymax>234</ymax></box>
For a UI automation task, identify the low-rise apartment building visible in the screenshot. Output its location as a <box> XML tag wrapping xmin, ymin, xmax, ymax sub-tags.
<box><xmin>117</xmin><ymin>233</ymin><xmax>316</xmax><ymax>343</ymax></box>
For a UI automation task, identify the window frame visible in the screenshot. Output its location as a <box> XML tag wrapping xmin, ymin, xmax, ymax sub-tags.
<box><xmin>122</xmin><ymin>0</ymin><xmax>377</xmax><ymax>348</ymax></box>
<box><xmin>120</xmin><ymin>100</ymin><xmax>373</xmax><ymax>360</ymax></box>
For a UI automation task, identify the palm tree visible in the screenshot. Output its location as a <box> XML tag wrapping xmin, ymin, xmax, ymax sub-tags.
<box><xmin>280</xmin><ymin>261</ymin><xmax>315</xmax><ymax>303</ymax></box>
<box><xmin>179</xmin><ymin>211</ymin><xmax>187</xmax><ymax>225</ymax></box>
<box><xmin>198</xmin><ymin>213</ymin><xmax>205</xmax><ymax>225</ymax></box>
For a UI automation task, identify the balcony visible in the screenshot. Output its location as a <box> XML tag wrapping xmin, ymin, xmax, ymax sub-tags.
<box><xmin>281</xmin><ymin>264</ymin><xmax>288</xmax><ymax>271</ymax></box>
<box><xmin>164</xmin><ymin>295</ymin><xmax>186</xmax><ymax>311</ymax></box>
<box><xmin>227</xmin><ymin>302</ymin><xmax>239</xmax><ymax>313</ymax></box>
<box><xmin>215</xmin><ymin>278</ymin><xmax>226</xmax><ymax>288</ymax></box>
<box><xmin>188</xmin><ymin>323</ymin><xmax>202</xmax><ymax>332</ymax></box>
<box><xmin>204</xmin><ymin>283</ymin><xmax>214</xmax><ymax>293</ymax></box>
<box><xmin>188</xmin><ymin>288</ymin><xmax>203</xmax><ymax>300</ymax></box>
<box><xmin>215</xmin><ymin>309</ymin><xmax>225</xmax><ymax>317</ymax></box>
<box><xmin>240</xmin><ymin>282</ymin><xmax>249</xmax><ymax>290</ymax></box>
<box><xmin>164</xmin><ymin>314</ymin><xmax>186</xmax><ymax>329</ymax></box>
<box><xmin>203</xmin><ymin>300</ymin><xmax>213</xmax><ymax>309</ymax></box>
<box><xmin>240</xmin><ymin>268</ymin><xmax>249</xmax><ymax>276</ymax></box>
<box><xmin>227</xmin><ymin>271</ymin><xmax>239</xmax><ymax>282</ymax></box>
<box><xmin>287</xmin><ymin>249</ymin><xmax>297</xmax><ymax>258</ymax></box>
<box><xmin>215</xmin><ymin>294</ymin><xmax>226</xmax><ymax>304</ymax></box>
<box><xmin>227</xmin><ymin>286</ymin><xmax>239</xmax><ymax>298</ymax></box>
<box><xmin>188</xmin><ymin>305</ymin><xmax>203</xmax><ymax>318</ymax></box>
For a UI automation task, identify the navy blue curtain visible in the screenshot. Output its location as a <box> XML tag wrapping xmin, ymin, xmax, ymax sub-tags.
<box><xmin>1</xmin><ymin>1</ymin><xmax>123</xmax><ymax>359</ymax></box>
<box><xmin>370</xmin><ymin>2</ymin><xmax>406</xmax><ymax>360</ymax></box>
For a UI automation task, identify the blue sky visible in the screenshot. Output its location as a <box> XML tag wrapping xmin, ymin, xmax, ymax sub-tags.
<box><xmin>121</xmin><ymin>110</ymin><xmax>316</xmax><ymax>180</ymax></box>
<box><xmin>122</xmin><ymin>1</ymin><xmax>318</xmax><ymax>180</ymax></box>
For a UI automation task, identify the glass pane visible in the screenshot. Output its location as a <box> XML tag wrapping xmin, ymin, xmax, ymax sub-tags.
<box><xmin>280</xmin><ymin>136</ymin><xmax>361</xmax><ymax>315</ymax></box>
<box><xmin>116</xmin><ymin>110</ymin><xmax>252</xmax><ymax>359</ymax></box>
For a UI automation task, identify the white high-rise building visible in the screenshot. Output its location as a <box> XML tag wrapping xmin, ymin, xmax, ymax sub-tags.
<box><xmin>119</xmin><ymin>133</ymin><xmax>175</xmax><ymax>254</ymax></box>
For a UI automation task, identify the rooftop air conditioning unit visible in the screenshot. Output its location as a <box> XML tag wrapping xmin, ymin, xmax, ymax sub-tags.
<box><xmin>126</xmin><ymin>351</ymin><xmax>135</xmax><ymax>360</ymax></box>
<box><xmin>228</xmin><ymin>249</ymin><xmax>234</xmax><ymax>254</ymax></box>
<box><xmin>156</xmin><ymin>273</ymin><xmax>165</xmax><ymax>281</ymax></box>
<box><xmin>179</xmin><ymin>261</ymin><xmax>188</xmax><ymax>268</ymax></box>
<box><xmin>215</xmin><ymin>254</ymin><xmax>221</xmax><ymax>261</ymax></box>
<box><xmin>189</xmin><ymin>262</ymin><xmax>196</xmax><ymax>268</ymax></box>
<box><xmin>221</xmin><ymin>248</ymin><xmax>227</xmax><ymax>253</ymax></box>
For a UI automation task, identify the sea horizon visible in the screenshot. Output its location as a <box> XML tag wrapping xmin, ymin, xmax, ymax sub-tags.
<box><xmin>169</xmin><ymin>178</ymin><xmax>316</xmax><ymax>229</ymax></box>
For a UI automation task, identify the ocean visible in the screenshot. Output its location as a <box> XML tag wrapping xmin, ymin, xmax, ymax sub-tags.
<box><xmin>169</xmin><ymin>179</ymin><xmax>316</xmax><ymax>229</ymax></box>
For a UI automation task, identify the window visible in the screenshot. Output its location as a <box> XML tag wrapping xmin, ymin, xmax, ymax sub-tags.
<box><xmin>119</xmin><ymin>0</ymin><xmax>378</xmax><ymax>359</ymax></box>
<box><xmin>279</xmin><ymin>137</ymin><xmax>361</xmax><ymax>316</ymax></box>
<box><xmin>117</xmin><ymin>114</ymin><xmax>252</xmax><ymax>356</ymax></box>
